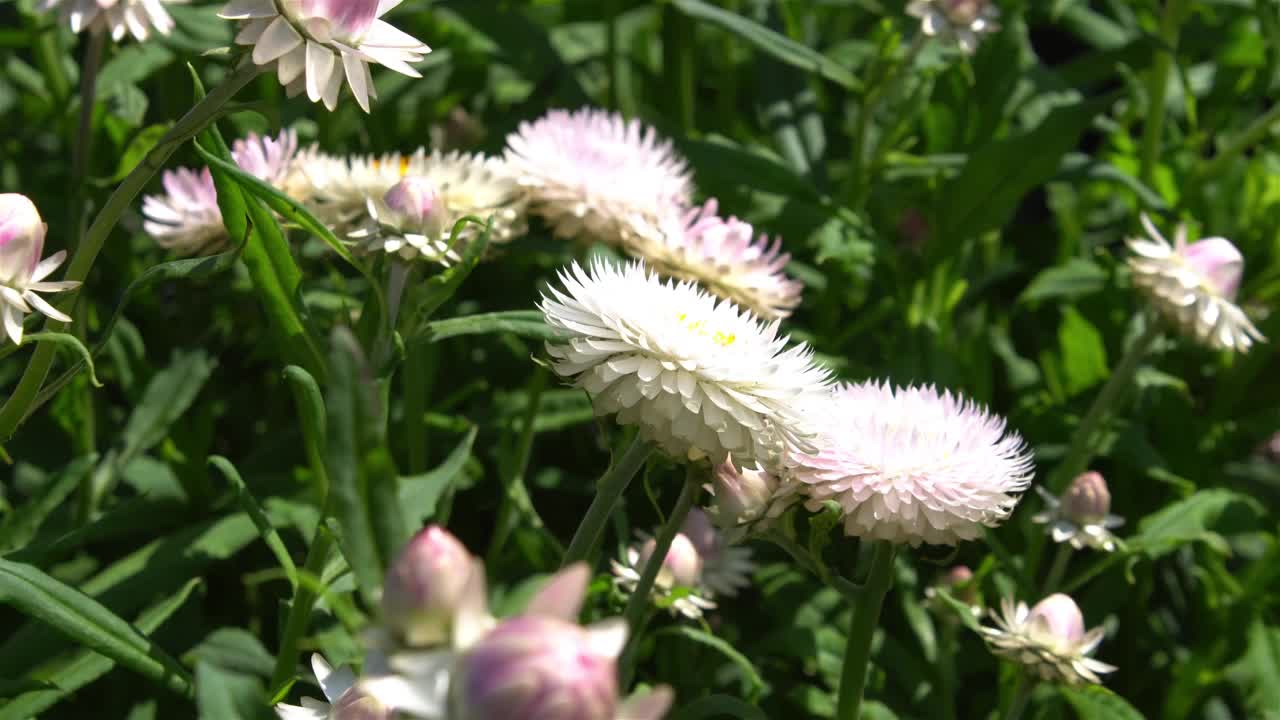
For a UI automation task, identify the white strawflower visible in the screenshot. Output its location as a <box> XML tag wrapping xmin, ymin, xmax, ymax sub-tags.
<box><xmin>907</xmin><ymin>0</ymin><xmax>1000</xmax><ymax>54</ymax></box>
<box><xmin>1127</xmin><ymin>213</ymin><xmax>1265</xmax><ymax>352</ymax></box>
<box><xmin>220</xmin><ymin>0</ymin><xmax>430</xmax><ymax>112</ymax></box>
<box><xmin>539</xmin><ymin>260</ymin><xmax>831</xmax><ymax>466</ymax></box>
<box><xmin>628</xmin><ymin>199</ymin><xmax>802</xmax><ymax>320</ymax></box>
<box><xmin>787</xmin><ymin>381</ymin><xmax>1034</xmax><ymax>547</ymax></box>
<box><xmin>39</xmin><ymin>0</ymin><xmax>183</xmax><ymax>43</ymax></box>
<box><xmin>504</xmin><ymin>108</ymin><xmax>693</xmax><ymax>246</ymax></box>
<box><xmin>980</xmin><ymin>593</ymin><xmax>1117</xmax><ymax>685</ymax></box>
<box><xmin>0</xmin><ymin>194</ymin><xmax>80</xmax><ymax>345</ymax></box>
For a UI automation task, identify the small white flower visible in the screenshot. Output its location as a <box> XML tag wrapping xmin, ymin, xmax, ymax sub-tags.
<box><xmin>0</xmin><ymin>194</ymin><xmax>80</xmax><ymax>345</ymax></box>
<box><xmin>274</xmin><ymin>654</ymin><xmax>393</xmax><ymax>720</ymax></box>
<box><xmin>611</xmin><ymin>532</ymin><xmax>718</xmax><ymax>619</ymax></box>
<box><xmin>1032</xmin><ymin>472</ymin><xmax>1124</xmax><ymax>552</ymax></box>
<box><xmin>504</xmin><ymin>108</ymin><xmax>693</xmax><ymax>246</ymax></box>
<box><xmin>540</xmin><ymin>260</ymin><xmax>831</xmax><ymax>467</ymax></box>
<box><xmin>1127</xmin><ymin>213</ymin><xmax>1265</xmax><ymax>352</ymax></box>
<box><xmin>38</xmin><ymin>0</ymin><xmax>183</xmax><ymax>43</ymax></box>
<box><xmin>907</xmin><ymin>0</ymin><xmax>1000</xmax><ymax>54</ymax></box>
<box><xmin>787</xmin><ymin>381</ymin><xmax>1034</xmax><ymax>547</ymax></box>
<box><xmin>628</xmin><ymin>199</ymin><xmax>802</xmax><ymax>320</ymax></box>
<box><xmin>980</xmin><ymin>594</ymin><xmax>1116</xmax><ymax>685</ymax></box>
<box><xmin>220</xmin><ymin>0</ymin><xmax>431</xmax><ymax>112</ymax></box>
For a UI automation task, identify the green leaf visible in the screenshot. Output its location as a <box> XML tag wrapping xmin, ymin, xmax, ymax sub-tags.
<box><xmin>1057</xmin><ymin>307</ymin><xmax>1109</xmax><ymax>396</ymax></box>
<box><xmin>208</xmin><ymin>456</ymin><xmax>298</xmax><ymax>586</ymax></box>
<box><xmin>102</xmin><ymin>123</ymin><xmax>172</xmax><ymax>185</ymax></box>
<box><xmin>1130</xmin><ymin>489</ymin><xmax>1263</xmax><ymax>559</ymax></box>
<box><xmin>0</xmin><ymin>559</ymin><xmax>193</xmax><ymax>697</ymax></box>
<box><xmin>0</xmin><ymin>455</ymin><xmax>96</xmax><ymax>554</ymax></box>
<box><xmin>185</xmin><ymin>628</ymin><xmax>275</xmax><ymax>678</ymax></box>
<box><xmin>669</xmin><ymin>694</ymin><xmax>771</xmax><ymax>720</ymax></box>
<box><xmin>195</xmin><ymin>660</ymin><xmax>268</xmax><ymax>720</ymax></box>
<box><xmin>408</xmin><ymin>217</ymin><xmax>493</xmax><ymax>328</ymax></box>
<box><xmin>283</xmin><ymin>365</ymin><xmax>330</xmax><ymax>496</ymax></box>
<box><xmin>120</xmin><ymin>349</ymin><xmax>216</xmax><ymax>461</ymax></box>
<box><xmin>669</xmin><ymin>0</ymin><xmax>861</xmax><ymax>91</ymax></box>
<box><xmin>401</xmin><ymin>424</ymin><xmax>479</xmax><ymax>527</ymax></box>
<box><xmin>655</xmin><ymin>625</ymin><xmax>766</xmax><ymax>700</ymax></box>
<box><xmin>1019</xmin><ymin>259</ymin><xmax>1108</xmax><ymax>305</ymax></box>
<box><xmin>1224</xmin><ymin>621</ymin><xmax>1280</xmax><ymax>719</ymax></box>
<box><xmin>19</xmin><ymin>332</ymin><xmax>102</xmax><ymax>387</ymax></box>
<box><xmin>419</xmin><ymin>310</ymin><xmax>555</xmax><ymax>344</ymax></box>
<box><xmin>676</xmin><ymin>134</ymin><xmax>822</xmax><ymax>202</ymax></box>
<box><xmin>1059</xmin><ymin>685</ymin><xmax>1146</xmax><ymax>720</ymax></box>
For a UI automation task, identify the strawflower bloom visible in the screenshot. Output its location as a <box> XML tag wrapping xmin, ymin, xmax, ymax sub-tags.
<box><xmin>629</xmin><ymin>199</ymin><xmax>802</xmax><ymax>320</ymax></box>
<box><xmin>220</xmin><ymin>0</ymin><xmax>430</xmax><ymax>112</ymax></box>
<box><xmin>1127</xmin><ymin>213</ymin><xmax>1265</xmax><ymax>352</ymax></box>
<box><xmin>381</xmin><ymin>525</ymin><xmax>485</xmax><ymax>647</ymax></box>
<box><xmin>504</xmin><ymin>108</ymin><xmax>692</xmax><ymax>246</ymax></box>
<box><xmin>540</xmin><ymin>260</ymin><xmax>831</xmax><ymax>466</ymax></box>
<box><xmin>39</xmin><ymin>0</ymin><xmax>180</xmax><ymax>42</ymax></box>
<box><xmin>275</xmin><ymin>654</ymin><xmax>393</xmax><ymax>720</ymax></box>
<box><xmin>980</xmin><ymin>593</ymin><xmax>1116</xmax><ymax>685</ymax></box>
<box><xmin>611</xmin><ymin>533</ymin><xmax>717</xmax><ymax>619</ymax></box>
<box><xmin>1032</xmin><ymin>472</ymin><xmax>1124</xmax><ymax>552</ymax></box>
<box><xmin>787</xmin><ymin>381</ymin><xmax>1034</xmax><ymax>546</ymax></box>
<box><xmin>0</xmin><ymin>194</ymin><xmax>80</xmax><ymax>345</ymax></box>
<box><xmin>709</xmin><ymin>456</ymin><xmax>796</xmax><ymax>533</ymax></box>
<box><xmin>907</xmin><ymin>0</ymin><xmax>1000</xmax><ymax>54</ymax></box>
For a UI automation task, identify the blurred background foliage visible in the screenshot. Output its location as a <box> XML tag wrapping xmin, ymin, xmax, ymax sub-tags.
<box><xmin>1</xmin><ymin>0</ymin><xmax>1279</xmax><ymax>718</ymax></box>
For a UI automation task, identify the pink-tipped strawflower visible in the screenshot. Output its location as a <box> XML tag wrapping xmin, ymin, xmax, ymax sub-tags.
<box><xmin>220</xmin><ymin>0</ymin><xmax>430</xmax><ymax>112</ymax></box>
<box><xmin>38</xmin><ymin>0</ymin><xmax>181</xmax><ymax>42</ymax></box>
<box><xmin>1127</xmin><ymin>213</ymin><xmax>1264</xmax><ymax>352</ymax></box>
<box><xmin>381</xmin><ymin>525</ymin><xmax>486</xmax><ymax>648</ymax></box>
<box><xmin>787</xmin><ymin>381</ymin><xmax>1034</xmax><ymax>546</ymax></box>
<box><xmin>907</xmin><ymin>0</ymin><xmax>1000</xmax><ymax>54</ymax></box>
<box><xmin>0</xmin><ymin>194</ymin><xmax>80</xmax><ymax>345</ymax></box>
<box><xmin>504</xmin><ymin>108</ymin><xmax>692</xmax><ymax>246</ymax></box>
<box><xmin>274</xmin><ymin>654</ymin><xmax>393</xmax><ymax>720</ymax></box>
<box><xmin>611</xmin><ymin>533</ymin><xmax>715</xmax><ymax>619</ymax></box>
<box><xmin>540</xmin><ymin>260</ymin><xmax>831</xmax><ymax>467</ymax></box>
<box><xmin>628</xmin><ymin>199</ymin><xmax>802</xmax><ymax>320</ymax></box>
<box><xmin>980</xmin><ymin>593</ymin><xmax>1116</xmax><ymax>685</ymax></box>
<box><xmin>1033</xmin><ymin>472</ymin><xmax>1124</xmax><ymax>552</ymax></box>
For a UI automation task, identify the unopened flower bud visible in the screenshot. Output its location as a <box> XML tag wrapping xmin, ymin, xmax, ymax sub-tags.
<box><xmin>638</xmin><ymin>534</ymin><xmax>702</xmax><ymax>588</ymax></box>
<box><xmin>383</xmin><ymin>176</ymin><xmax>441</xmax><ymax>227</ymax></box>
<box><xmin>330</xmin><ymin>685</ymin><xmax>394</xmax><ymax>720</ymax></box>
<box><xmin>1061</xmin><ymin>472</ymin><xmax>1111</xmax><ymax>525</ymax></box>
<box><xmin>381</xmin><ymin>525</ymin><xmax>474</xmax><ymax>646</ymax></box>
<box><xmin>940</xmin><ymin>565</ymin><xmax>978</xmax><ymax>605</ymax></box>
<box><xmin>680</xmin><ymin>508</ymin><xmax>720</xmax><ymax>559</ymax></box>
<box><xmin>712</xmin><ymin>458</ymin><xmax>778</xmax><ymax>527</ymax></box>
<box><xmin>456</xmin><ymin>616</ymin><xmax>623</xmax><ymax>720</ymax></box>
<box><xmin>0</xmin><ymin>194</ymin><xmax>45</xmax><ymax>286</ymax></box>
<box><xmin>945</xmin><ymin>0</ymin><xmax>985</xmax><ymax>23</ymax></box>
<box><xmin>1027</xmin><ymin>593</ymin><xmax>1086</xmax><ymax>648</ymax></box>
<box><xmin>1181</xmin><ymin>236</ymin><xmax>1244</xmax><ymax>300</ymax></box>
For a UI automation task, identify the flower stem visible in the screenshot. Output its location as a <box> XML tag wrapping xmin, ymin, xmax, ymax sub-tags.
<box><xmin>844</xmin><ymin>33</ymin><xmax>924</xmax><ymax>208</ymax></box>
<box><xmin>559</xmin><ymin>434</ymin><xmax>654</xmax><ymax>567</ymax></box>
<box><xmin>937</xmin><ymin>621</ymin><xmax>959</xmax><ymax>720</ymax></box>
<box><xmin>835</xmin><ymin>540</ymin><xmax>896</xmax><ymax>720</ymax></box>
<box><xmin>1003</xmin><ymin>672</ymin><xmax>1034</xmax><ymax>720</ymax></box>
<box><xmin>0</xmin><ymin>61</ymin><xmax>261</xmax><ymax>442</ymax></box>
<box><xmin>1138</xmin><ymin>0</ymin><xmax>1191</xmax><ymax>186</ymax></box>
<box><xmin>71</xmin><ymin>29</ymin><xmax>105</xmax><ymax>252</ymax></box>
<box><xmin>269</xmin><ymin>525</ymin><xmax>335</xmax><ymax>697</ymax></box>
<box><xmin>621</xmin><ymin>466</ymin><xmax>701</xmax><ymax>632</ymax></box>
<box><xmin>1042</xmin><ymin>543</ymin><xmax>1073</xmax><ymax>594</ymax></box>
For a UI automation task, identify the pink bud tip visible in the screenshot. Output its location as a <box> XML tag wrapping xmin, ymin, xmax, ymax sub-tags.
<box><xmin>381</xmin><ymin>525</ymin><xmax>475</xmax><ymax>646</ymax></box>
<box><xmin>383</xmin><ymin>176</ymin><xmax>442</xmax><ymax>226</ymax></box>
<box><xmin>638</xmin><ymin>534</ymin><xmax>703</xmax><ymax>589</ymax></box>
<box><xmin>1027</xmin><ymin>593</ymin><xmax>1086</xmax><ymax>645</ymax></box>
<box><xmin>0</xmin><ymin>193</ymin><xmax>47</xmax><ymax>284</ymax></box>
<box><xmin>1062</xmin><ymin>471</ymin><xmax>1111</xmax><ymax>524</ymax></box>
<box><xmin>1181</xmin><ymin>236</ymin><xmax>1245</xmax><ymax>300</ymax></box>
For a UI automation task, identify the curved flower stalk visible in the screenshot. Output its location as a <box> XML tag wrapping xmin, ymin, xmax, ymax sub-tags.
<box><xmin>1127</xmin><ymin>213</ymin><xmax>1265</xmax><ymax>352</ymax></box>
<box><xmin>907</xmin><ymin>0</ymin><xmax>1000</xmax><ymax>54</ymax></box>
<box><xmin>142</xmin><ymin>129</ymin><xmax>300</xmax><ymax>255</ymax></box>
<box><xmin>0</xmin><ymin>194</ymin><xmax>81</xmax><ymax>345</ymax></box>
<box><xmin>539</xmin><ymin>260</ymin><xmax>831</xmax><ymax>467</ymax></box>
<box><xmin>220</xmin><ymin>0</ymin><xmax>431</xmax><ymax>112</ymax></box>
<box><xmin>980</xmin><ymin>593</ymin><xmax>1117</xmax><ymax>685</ymax></box>
<box><xmin>787</xmin><ymin>381</ymin><xmax>1034</xmax><ymax>547</ymax></box>
<box><xmin>1032</xmin><ymin>471</ymin><xmax>1124</xmax><ymax>552</ymax></box>
<box><xmin>627</xmin><ymin>199</ymin><xmax>802</xmax><ymax>321</ymax></box>
<box><xmin>504</xmin><ymin>108</ymin><xmax>693</xmax><ymax>246</ymax></box>
<box><xmin>38</xmin><ymin>0</ymin><xmax>182</xmax><ymax>43</ymax></box>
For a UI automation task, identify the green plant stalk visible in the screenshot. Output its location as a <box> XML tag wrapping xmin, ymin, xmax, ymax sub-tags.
<box><xmin>488</xmin><ymin>369</ymin><xmax>550</xmax><ymax>562</ymax></box>
<box><xmin>268</xmin><ymin>527</ymin><xmax>334</xmax><ymax>697</ymax></box>
<box><xmin>404</xmin><ymin>340</ymin><xmax>435</xmax><ymax>475</ymax></box>
<box><xmin>937</xmin><ymin>621</ymin><xmax>959</xmax><ymax>720</ymax></box>
<box><xmin>0</xmin><ymin>62</ymin><xmax>261</xmax><ymax>442</ymax></box>
<box><xmin>606</xmin><ymin>0</ymin><xmax>621</xmax><ymax>111</ymax></box>
<box><xmin>1138</xmin><ymin>0</ymin><xmax>1191</xmax><ymax>185</ymax></box>
<box><xmin>1196</xmin><ymin>100</ymin><xmax>1280</xmax><ymax>181</ymax></box>
<box><xmin>844</xmin><ymin>34</ymin><xmax>924</xmax><ymax>208</ymax></box>
<box><xmin>1042</xmin><ymin>543</ymin><xmax>1073</xmax><ymax>594</ymax></box>
<box><xmin>621</xmin><ymin>468</ymin><xmax>701</xmax><ymax>632</ymax></box>
<box><xmin>32</xmin><ymin>22</ymin><xmax>71</xmax><ymax>103</ymax></box>
<box><xmin>835</xmin><ymin>540</ymin><xmax>896</xmax><ymax>720</ymax></box>
<box><xmin>662</xmin><ymin>3</ymin><xmax>696</xmax><ymax>133</ymax></box>
<box><xmin>560</xmin><ymin>434</ymin><xmax>654</xmax><ymax>567</ymax></box>
<box><xmin>1003</xmin><ymin>672</ymin><xmax>1033</xmax><ymax>720</ymax></box>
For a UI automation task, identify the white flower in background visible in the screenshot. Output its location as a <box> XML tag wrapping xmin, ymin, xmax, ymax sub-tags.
<box><xmin>681</xmin><ymin>509</ymin><xmax>754</xmax><ymax>598</ymax></box>
<box><xmin>38</xmin><ymin>0</ymin><xmax>182</xmax><ymax>43</ymax></box>
<box><xmin>274</xmin><ymin>654</ymin><xmax>393</xmax><ymax>720</ymax></box>
<box><xmin>1127</xmin><ymin>213</ymin><xmax>1265</xmax><ymax>352</ymax></box>
<box><xmin>611</xmin><ymin>533</ymin><xmax>717</xmax><ymax>619</ymax></box>
<box><xmin>980</xmin><ymin>593</ymin><xmax>1116</xmax><ymax>685</ymax></box>
<box><xmin>0</xmin><ymin>194</ymin><xmax>80</xmax><ymax>345</ymax></box>
<box><xmin>788</xmin><ymin>381</ymin><xmax>1034</xmax><ymax>547</ymax></box>
<box><xmin>1032</xmin><ymin>471</ymin><xmax>1124</xmax><ymax>552</ymax></box>
<box><xmin>907</xmin><ymin>0</ymin><xmax>1000</xmax><ymax>54</ymax></box>
<box><xmin>220</xmin><ymin>0</ymin><xmax>431</xmax><ymax>112</ymax></box>
<box><xmin>628</xmin><ymin>199</ymin><xmax>802</xmax><ymax>320</ymax></box>
<box><xmin>142</xmin><ymin>130</ymin><xmax>300</xmax><ymax>255</ymax></box>
<box><xmin>504</xmin><ymin>108</ymin><xmax>692</xmax><ymax>246</ymax></box>
<box><xmin>540</xmin><ymin>261</ymin><xmax>831</xmax><ymax>466</ymax></box>
<box><xmin>708</xmin><ymin>456</ymin><xmax>796</xmax><ymax>533</ymax></box>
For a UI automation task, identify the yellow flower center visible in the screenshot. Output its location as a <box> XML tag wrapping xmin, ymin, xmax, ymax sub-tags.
<box><xmin>676</xmin><ymin>312</ymin><xmax>737</xmax><ymax>347</ymax></box>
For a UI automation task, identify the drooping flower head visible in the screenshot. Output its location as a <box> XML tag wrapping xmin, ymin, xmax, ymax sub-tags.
<box><xmin>275</xmin><ymin>654</ymin><xmax>393</xmax><ymax>720</ymax></box>
<box><xmin>504</xmin><ymin>108</ymin><xmax>693</xmax><ymax>246</ymax></box>
<box><xmin>709</xmin><ymin>456</ymin><xmax>796</xmax><ymax>533</ymax></box>
<box><xmin>1032</xmin><ymin>471</ymin><xmax>1124</xmax><ymax>552</ymax></box>
<box><xmin>628</xmin><ymin>199</ymin><xmax>802</xmax><ymax>320</ymax></box>
<box><xmin>38</xmin><ymin>0</ymin><xmax>181</xmax><ymax>43</ymax></box>
<box><xmin>540</xmin><ymin>260</ymin><xmax>831</xmax><ymax>467</ymax></box>
<box><xmin>906</xmin><ymin>0</ymin><xmax>1000</xmax><ymax>54</ymax></box>
<box><xmin>787</xmin><ymin>381</ymin><xmax>1034</xmax><ymax>547</ymax></box>
<box><xmin>1127</xmin><ymin>213</ymin><xmax>1265</xmax><ymax>352</ymax></box>
<box><xmin>220</xmin><ymin>0</ymin><xmax>431</xmax><ymax>112</ymax></box>
<box><xmin>980</xmin><ymin>593</ymin><xmax>1116</xmax><ymax>685</ymax></box>
<box><xmin>0</xmin><ymin>194</ymin><xmax>80</xmax><ymax>345</ymax></box>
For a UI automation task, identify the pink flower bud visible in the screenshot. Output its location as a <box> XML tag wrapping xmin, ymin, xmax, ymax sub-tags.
<box><xmin>945</xmin><ymin>0</ymin><xmax>986</xmax><ymax>23</ymax></box>
<box><xmin>381</xmin><ymin>525</ymin><xmax>475</xmax><ymax>646</ymax></box>
<box><xmin>0</xmin><ymin>194</ymin><xmax>46</xmax><ymax>286</ymax></box>
<box><xmin>638</xmin><ymin>534</ymin><xmax>702</xmax><ymax>588</ymax></box>
<box><xmin>330</xmin><ymin>685</ymin><xmax>394</xmax><ymax>720</ymax></box>
<box><xmin>1027</xmin><ymin>593</ymin><xmax>1086</xmax><ymax>647</ymax></box>
<box><xmin>1061</xmin><ymin>472</ymin><xmax>1111</xmax><ymax>525</ymax></box>
<box><xmin>456</xmin><ymin>616</ymin><xmax>623</xmax><ymax>720</ymax></box>
<box><xmin>294</xmin><ymin>0</ymin><xmax>379</xmax><ymax>39</ymax></box>
<box><xmin>383</xmin><ymin>176</ymin><xmax>441</xmax><ymax>227</ymax></box>
<box><xmin>711</xmin><ymin>459</ymin><xmax>778</xmax><ymax>526</ymax></box>
<box><xmin>1181</xmin><ymin>236</ymin><xmax>1244</xmax><ymax>300</ymax></box>
<box><xmin>680</xmin><ymin>508</ymin><xmax>721</xmax><ymax>559</ymax></box>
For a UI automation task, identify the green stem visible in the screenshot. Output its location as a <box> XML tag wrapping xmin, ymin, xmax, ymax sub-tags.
<box><xmin>0</xmin><ymin>62</ymin><xmax>261</xmax><ymax>442</ymax></box>
<box><xmin>32</xmin><ymin>23</ymin><xmax>71</xmax><ymax>103</ymax></box>
<box><xmin>1196</xmin><ymin>101</ymin><xmax>1280</xmax><ymax>181</ymax></box>
<box><xmin>404</xmin><ymin>340</ymin><xmax>436</xmax><ymax>475</ymax></box>
<box><xmin>559</xmin><ymin>434</ymin><xmax>654</xmax><ymax>567</ymax></box>
<box><xmin>835</xmin><ymin>540</ymin><xmax>896</xmax><ymax>720</ymax></box>
<box><xmin>488</xmin><ymin>368</ymin><xmax>551</xmax><ymax>562</ymax></box>
<box><xmin>845</xmin><ymin>34</ymin><xmax>924</xmax><ymax>208</ymax></box>
<box><xmin>938</xmin><ymin>621</ymin><xmax>958</xmax><ymax>720</ymax></box>
<box><xmin>606</xmin><ymin>0</ymin><xmax>621</xmax><ymax>111</ymax></box>
<box><xmin>662</xmin><ymin>3</ymin><xmax>696</xmax><ymax>133</ymax></box>
<box><xmin>1042</xmin><ymin>543</ymin><xmax>1073</xmax><ymax>594</ymax></box>
<box><xmin>1138</xmin><ymin>0</ymin><xmax>1191</xmax><ymax>185</ymax></box>
<box><xmin>269</xmin><ymin>526</ymin><xmax>335</xmax><ymax>696</ymax></box>
<box><xmin>621</xmin><ymin>467</ymin><xmax>701</xmax><ymax>632</ymax></box>
<box><xmin>71</xmin><ymin>29</ymin><xmax>105</xmax><ymax>252</ymax></box>
<box><xmin>1003</xmin><ymin>673</ymin><xmax>1033</xmax><ymax>720</ymax></box>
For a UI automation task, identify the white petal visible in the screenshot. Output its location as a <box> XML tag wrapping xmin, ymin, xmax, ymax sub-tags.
<box><xmin>253</xmin><ymin>17</ymin><xmax>304</xmax><ymax>65</ymax></box>
<box><xmin>342</xmin><ymin>53</ymin><xmax>370</xmax><ymax>112</ymax></box>
<box><xmin>29</xmin><ymin>249</ymin><xmax>68</xmax><ymax>283</ymax></box>
<box><xmin>24</xmin><ymin>291</ymin><xmax>71</xmax><ymax>322</ymax></box>
<box><xmin>305</xmin><ymin>41</ymin><xmax>336</xmax><ymax>103</ymax></box>
<box><xmin>3</xmin><ymin>304</ymin><xmax>24</xmax><ymax>345</ymax></box>
<box><xmin>219</xmin><ymin>0</ymin><xmax>276</xmax><ymax>19</ymax></box>
<box><xmin>583</xmin><ymin>618</ymin><xmax>628</xmax><ymax>659</ymax></box>
<box><xmin>310</xmin><ymin>654</ymin><xmax>355</xmax><ymax>703</ymax></box>
<box><xmin>524</xmin><ymin>563</ymin><xmax>589</xmax><ymax>621</ymax></box>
